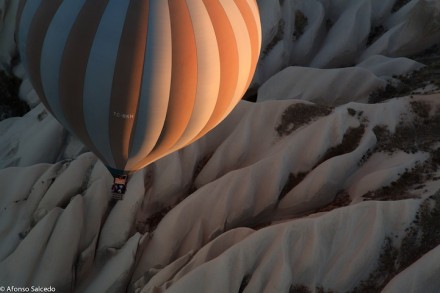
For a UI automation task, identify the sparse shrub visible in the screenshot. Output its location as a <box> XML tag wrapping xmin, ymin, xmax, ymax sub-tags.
<box><xmin>325</xmin><ymin>19</ymin><xmax>334</xmax><ymax>31</ymax></box>
<box><xmin>353</xmin><ymin>190</ymin><xmax>440</xmax><ymax>291</ymax></box>
<box><xmin>137</xmin><ymin>206</ymin><xmax>173</xmax><ymax>234</ymax></box>
<box><xmin>316</xmin><ymin>125</ymin><xmax>365</xmax><ymax>166</ymax></box>
<box><xmin>399</xmin><ymin>192</ymin><xmax>440</xmax><ymax>267</ymax></box>
<box><xmin>187</xmin><ymin>153</ymin><xmax>213</xmax><ymax>195</ymax></box>
<box><xmin>289</xmin><ymin>284</ymin><xmax>312</xmax><ymax>293</ymax></box>
<box><xmin>279</xmin><ymin>172</ymin><xmax>308</xmax><ymax>200</ymax></box>
<box><xmin>238</xmin><ymin>274</ymin><xmax>252</xmax><ymax>293</ymax></box>
<box><xmin>369</xmin><ymin>57</ymin><xmax>440</xmax><ymax>103</ymax></box>
<box><xmin>262</xmin><ymin>19</ymin><xmax>285</xmax><ymax>58</ymax></box>
<box><xmin>347</xmin><ymin>108</ymin><xmax>356</xmax><ymax>116</ymax></box>
<box><xmin>313</xmin><ymin>190</ymin><xmax>351</xmax><ymax>213</ymax></box>
<box><xmin>293</xmin><ymin>10</ymin><xmax>308</xmax><ymax>41</ymax></box>
<box><xmin>37</xmin><ymin>110</ymin><xmax>48</xmax><ymax>121</ymax></box>
<box><xmin>369</xmin><ymin>82</ymin><xmax>410</xmax><ymax>104</ymax></box>
<box><xmin>350</xmin><ymin>237</ymin><xmax>399</xmax><ymax>292</ymax></box>
<box><xmin>367</xmin><ymin>25</ymin><xmax>386</xmax><ymax>46</ymax></box>
<box><xmin>316</xmin><ymin>286</ymin><xmax>336</xmax><ymax>293</ymax></box>
<box><xmin>410</xmin><ymin>100</ymin><xmax>431</xmax><ymax>118</ymax></box>
<box><xmin>276</xmin><ymin>103</ymin><xmax>332</xmax><ymax>137</ymax></box>
<box><xmin>364</xmin><ymin>105</ymin><xmax>440</xmax><ymax>200</ymax></box>
<box><xmin>371</xmin><ymin>105</ymin><xmax>440</xmax><ymax>155</ymax></box>
<box><xmin>363</xmin><ymin>163</ymin><xmax>424</xmax><ymax>201</ymax></box>
<box><xmin>392</xmin><ymin>0</ymin><xmax>412</xmax><ymax>13</ymax></box>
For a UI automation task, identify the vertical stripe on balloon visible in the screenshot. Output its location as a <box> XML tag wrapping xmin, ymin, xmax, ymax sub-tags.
<box><xmin>109</xmin><ymin>0</ymin><xmax>150</xmax><ymax>170</ymax></box>
<box><xmin>190</xmin><ymin>0</ymin><xmax>240</xmax><ymax>142</ymax></box>
<box><xmin>25</xmin><ymin>0</ymin><xmax>63</xmax><ymax>113</ymax></box>
<box><xmin>220</xmin><ymin>0</ymin><xmax>252</xmax><ymax>114</ymax></box>
<box><xmin>147</xmin><ymin>0</ymin><xmax>198</xmax><ymax>159</ymax></box>
<box><xmin>247</xmin><ymin>0</ymin><xmax>262</xmax><ymax>46</ymax></box>
<box><xmin>15</xmin><ymin>0</ymin><xmax>27</xmax><ymax>43</ymax></box>
<box><xmin>170</xmin><ymin>0</ymin><xmax>221</xmax><ymax>151</ymax></box>
<box><xmin>83</xmin><ymin>0</ymin><xmax>131</xmax><ymax>168</ymax></box>
<box><xmin>41</xmin><ymin>0</ymin><xmax>88</xmax><ymax>133</ymax></box>
<box><xmin>17</xmin><ymin>0</ymin><xmax>42</xmax><ymax>71</ymax></box>
<box><xmin>128</xmin><ymin>1</ymin><xmax>173</xmax><ymax>171</ymax></box>
<box><xmin>59</xmin><ymin>0</ymin><xmax>111</xmax><ymax>166</ymax></box>
<box><xmin>235</xmin><ymin>0</ymin><xmax>261</xmax><ymax>90</ymax></box>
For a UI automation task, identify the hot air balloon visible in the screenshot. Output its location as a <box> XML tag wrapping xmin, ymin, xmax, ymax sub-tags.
<box><xmin>16</xmin><ymin>0</ymin><xmax>261</xmax><ymax>198</ymax></box>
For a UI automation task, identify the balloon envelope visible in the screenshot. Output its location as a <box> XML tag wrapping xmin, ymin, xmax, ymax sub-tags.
<box><xmin>17</xmin><ymin>0</ymin><xmax>261</xmax><ymax>175</ymax></box>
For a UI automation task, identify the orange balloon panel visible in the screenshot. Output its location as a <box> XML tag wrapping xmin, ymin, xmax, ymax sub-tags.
<box><xmin>17</xmin><ymin>0</ymin><xmax>261</xmax><ymax>175</ymax></box>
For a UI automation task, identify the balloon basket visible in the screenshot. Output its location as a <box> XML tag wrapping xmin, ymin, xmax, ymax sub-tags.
<box><xmin>111</xmin><ymin>175</ymin><xmax>128</xmax><ymax>200</ymax></box>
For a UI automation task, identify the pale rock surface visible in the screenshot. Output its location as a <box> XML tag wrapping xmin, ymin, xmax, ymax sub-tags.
<box><xmin>1</xmin><ymin>0</ymin><xmax>440</xmax><ymax>292</ymax></box>
<box><xmin>257</xmin><ymin>66</ymin><xmax>386</xmax><ymax>105</ymax></box>
<box><xmin>0</xmin><ymin>104</ymin><xmax>86</xmax><ymax>169</ymax></box>
<box><xmin>356</xmin><ymin>54</ymin><xmax>424</xmax><ymax>79</ymax></box>
<box><xmin>383</xmin><ymin>244</ymin><xmax>440</xmax><ymax>293</ymax></box>
<box><xmin>0</xmin><ymin>93</ymin><xmax>439</xmax><ymax>292</ymax></box>
<box><xmin>253</xmin><ymin>0</ymin><xmax>440</xmax><ymax>87</ymax></box>
<box><xmin>361</xmin><ymin>0</ymin><xmax>440</xmax><ymax>60</ymax></box>
<box><xmin>310</xmin><ymin>0</ymin><xmax>372</xmax><ymax>68</ymax></box>
<box><xmin>164</xmin><ymin>200</ymin><xmax>419</xmax><ymax>293</ymax></box>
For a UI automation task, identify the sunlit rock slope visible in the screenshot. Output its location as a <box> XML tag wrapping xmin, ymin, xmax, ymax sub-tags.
<box><xmin>1</xmin><ymin>0</ymin><xmax>440</xmax><ymax>292</ymax></box>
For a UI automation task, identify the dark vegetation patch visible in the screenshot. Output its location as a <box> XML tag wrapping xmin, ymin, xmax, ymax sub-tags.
<box><xmin>369</xmin><ymin>51</ymin><xmax>440</xmax><ymax>103</ymax></box>
<box><xmin>316</xmin><ymin>287</ymin><xmax>336</xmax><ymax>293</ymax></box>
<box><xmin>37</xmin><ymin>110</ymin><xmax>48</xmax><ymax>121</ymax></box>
<box><xmin>289</xmin><ymin>285</ymin><xmax>336</xmax><ymax>293</ymax></box>
<box><xmin>288</xmin><ymin>190</ymin><xmax>352</xmax><ymax>221</ymax></box>
<box><xmin>411</xmin><ymin>44</ymin><xmax>440</xmax><ymax>65</ymax></box>
<box><xmin>313</xmin><ymin>190</ymin><xmax>352</xmax><ymax>213</ymax></box>
<box><xmin>325</xmin><ymin>19</ymin><xmax>334</xmax><ymax>32</ymax></box>
<box><xmin>391</xmin><ymin>0</ymin><xmax>412</xmax><ymax>13</ymax></box>
<box><xmin>399</xmin><ymin>193</ymin><xmax>440</xmax><ymax>267</ymax></box>
<box><xmin>187</xmin><ymin>153</ymin><xmax>213</xmax><ymax>196</ymax></box>
<box><xmin>238</xmin><ymin>274</ymin><xmax>252</xmax><ymax>293</ymax></box>
<box><xmin>367</xmin><ymin>25</ymin><xmax>386</xmax><ymax>46</ymax></box>
<box><xmin>350</xmin><ymin>237</ymin><xmax>398</xmax><ymax>292</ymax></box>
<box><xmin>347</xmin><ymin>108</ymin><xmax>357</xmax><ymax>116</ymax></box>
<box><xmin>139</xmin><ymin>154</ymin><xmax>215</xmax><ymax>230</ymax></box>
<box><xmin>0</xmin><ymin>70</ymin><xmax>27</xmax><ymax>121</ymax></box>
<box><xmin>289</xmin><ymin>284</ymin><xmax>311</xmax><ymax>293</ymax></box>
<box><xmin>369</xmin><ymin>82</ymin><xmax>411</xmax><ymax>104</ymax></box>
<box><xmin>351</xmin><ymin>189</ymin><xmax>440</xmax><ymax>291</ymax></box>
<box><xmin>316</xmin><ymin>125</ymin><xmax>365</xmax><ymax>166</ymax></box>
<box><xmin>363</xmin><ymin>162</ymin><xmax>426</xmax><ymax>201</ymax></box>
<box><xmin>362</xmin><ymin>101</ymin><xmax>440</xmax><ymax>200</ymax></box>
<box><xmin>262</xmin><ymin>19</ymin><xmax>285</xmax><ymax>58</ymax></box>
<box><xmin>278</xmin><ymin>125</ymin><xmax>364</xmax><ymax>205</ymax></box>
<box><xmin>276</xmin><ymin>103</ymin><xmax>333</xmax><ymax>137</ymax></box>
<box><xmin>279</xmin><ymin>172</ymin><xmax>308</xmax><ymax>200</ymax></box>
<box><xmin>410</xmin><ymin>99</ymin><xmax>430</xmax><ymax>118</ymax></box>
<box><xmin>369</xmin><ymin>83</ymin><xmax>410</xmax><ymax>104</ymax></box>
<box><xmin>136</xmin><ymin>206</ymin><xmax>173</xmax><ymax>234</ymax></box>
<box><xmin>76</xmin><ymin>160</ymin><xmax>97</xmax><ymax>198</ymax></box>
<box><xmin>347</xmin><ymin>108</ymin><xmax>366</xmax><ymax>121</ymax></box>
<box><xmin>293</xmin><ymin>10</ymin><xmax>308</xmax><ymax>41</ymax></box>
<box><xmin>368</xmin><ymin>101</ymin><xmax>440</xmax><ymax>155</ymax></box>
<box><xmin>248</xmin><ymin>219</ymin><xmax>273</xmax><ymax>230</ymax></box>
